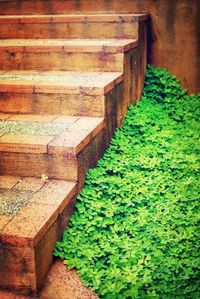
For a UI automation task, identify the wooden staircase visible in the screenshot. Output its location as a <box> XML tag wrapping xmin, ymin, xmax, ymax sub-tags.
<box><xmin>0</xmin><ymin>0</ymin><xmax>148</xmax><ymax>295</ymax></box>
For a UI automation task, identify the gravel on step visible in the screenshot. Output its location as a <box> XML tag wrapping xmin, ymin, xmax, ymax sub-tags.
<box><xmin>0</xmin><ymin>72</ymin><xmax>104</xmax><ymax>83</ymax></box>
<box><xmin>0</xmin><ymin>120</ymin><xmax>70</xmax><ymax>136</ymax></box>
<box><xmin>0</xmin><ymin>189</ymin><xmax>34</xmax><ymax>216</ymax></box>
<box><xmin>0</xmin><ymin>73</ymin><xmax>78</xmax><ymax>82</ymax></box>
<box><xmin>0</xmin><ymin>39</ymin><xmax>112</xmax><ymax>46</ymax></box>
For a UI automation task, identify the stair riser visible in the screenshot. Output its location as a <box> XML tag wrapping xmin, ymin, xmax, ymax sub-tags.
<box><xmin>0</xmin><ymin>128</ymin><xmax>108</xmax><ymax>183</ymax></box>
<box><xmin>0</xmin><ymin>81</ymin><xmax>123</xmax><ymax>126</ymax></box>
<box><xmin>0</xmin><ymin>137</ymin><xmax>101</xmax><ymax>182</ymax></box>
<box><xmin>0</xmin><ymin>22</ymin><xmax>138</xmax><ymax>39</ymax></box>
<box><xmin>0</xmin><ymin>50</ymin><xmax>124</xmax><ymax>72</ymax></box>
<box><xmin>0</xmin><ymin>0</ymin><xmax>142</xmax><ymax>15</ymax></box>
<box><xmin>0</xmin><ymin>152</ymin><xmax>78</xmax><ymax>181</ymax></box>
<box><xmin>0</xmin><ymin>92</ymin><xmax>105</xmax><ymax>116</ymax></box>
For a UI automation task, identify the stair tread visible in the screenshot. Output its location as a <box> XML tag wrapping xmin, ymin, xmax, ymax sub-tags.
<box><xmin>0</xmin><ymin>70</ymin><xmax>123</xmax><ymax>94</ymax></box>
<box><xmin>0</xmin><ymin>114</ymin><xmax>105</xmax><ymax>154</ymax></box>
<box><xmin>0</xmin><ymin>38</ymin><xmax>137</xmax><ymax>52</ymax></box>
<box><xmin>0</xmin><ymin>174</ymin><xmax>77</xmax><ymax>246</ymax></box>
<box><xmin>0</xmin><ymin>13</ymin><xmax>149</xmax><ymax>23</ymax></box>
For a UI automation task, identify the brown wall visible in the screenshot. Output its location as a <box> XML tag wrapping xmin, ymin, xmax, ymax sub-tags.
<box><xmin>140</xmin><ymin>0</ymin><xmax>200</xmax><ymax>94</ymax></box>
<box><xmin>0</xmin><ymin>0</ymin><xmax>199</xmax><ymax>93</ymax></box>
<box><xmin>98</xmin><ymin>0</ymin><xmax>199</xmax><ymax>94</ymax></box>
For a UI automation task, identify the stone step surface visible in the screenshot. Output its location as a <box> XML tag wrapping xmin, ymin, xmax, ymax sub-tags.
<box><xmin>0</xmin><ymin>114</ymin><xmax>105</xmax><ymax>182</ymax></box>
<box><xmin>0</xmin><ymin>174</ymin><xmax>77</xmax><ymax>294</ymax></box>
<box><xmin>0</xmin><ymin>38</ymin><xmax>137</xmax><ymax>72</ymax></box>
<box><xmin>0</xmin><ymin>13</ymin><xmax>147</xmax><ymax>39</ymax></box>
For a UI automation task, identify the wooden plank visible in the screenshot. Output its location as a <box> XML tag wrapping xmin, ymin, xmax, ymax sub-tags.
<box><xmin>0</xmin><ymin>243</ymin><xmax>36</xmax><ymax>293</ymax></box>
<box><xmin>0</xmin><ymin>134</ymin><xmax>54</xmax><ymax>154</ymax></box>
<box><xmin>0</xmin><ymin>91</ymin><xmax>104</xmax><ymax>116</ymax></box>
<box><xmin>0</xmin><ymin>51</ymin><xmax>124</xmax><ymax>72</ymax></box>
<box><xmin>0</xmin><ymin>21</ymin><xmax>138</xmax><ymax>39</ymax></box>
<box><xmin>0</xmin><ymin>152</ymin><xmax>78</xmax><ymax>181</ymax></box>
<box><xmin>32</xmin><ymin>93</ymin><xmax>105</xmax><ymax>116</ymax></box>
<box><xmin>0</xmin><ymin>93</ymin><xmax>33</xmax><ymax>114</ymax></box>
<box><xmin>0</xmin><ymin>1</ymin><xmax>149</xmax><ymax>15</ymax></box>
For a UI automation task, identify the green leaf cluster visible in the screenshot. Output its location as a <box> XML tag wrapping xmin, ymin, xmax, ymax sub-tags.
<box><xmin>54</xmin><ymin>65</ymin><xmax>200</xmax><ymax>298</ymax></box>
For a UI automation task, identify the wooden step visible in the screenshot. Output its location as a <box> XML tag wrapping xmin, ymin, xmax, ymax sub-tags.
<box><xmin>0</xmin><ymin>13</ymin><xmax>148</xmax><ymax>98</ymax></box>
<box><xmin>0</xmin><ymin>0</ymin><xmax>145</xmax><ymax>15</ymax></box>
<box><xmin>0</xmin><ymin>38</ymin><xmax>137</xmax><ymax>72</ymax></box>
<box><xmin>0</xmin><ymin>114</ymin><xmax>106</xmax><ymax>183</ymax></box>
<box><xmin>0</xmin><ymin>70</ymin><xmax>124</xmax><ymax>128</ymax></box>
<box><xmin>0</xmin><ymin>175</ymin><xmax>77</xmax><ymax>294</ymax></box>
<box><xmin>0</xmin><ymin>39</ymin><xmax>138</xmax><ymax>103</ymax></box>
<box><xmin>0</xmin><ymin>14</ymin><xmax>147</xmax><ymax>39</ymax></box>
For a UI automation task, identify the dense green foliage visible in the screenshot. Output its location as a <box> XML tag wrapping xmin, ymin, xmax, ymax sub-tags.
<box><xmin>54</xmin><ymin>65</ymin><xmax>200</xmax><ymax>298</ymax></box>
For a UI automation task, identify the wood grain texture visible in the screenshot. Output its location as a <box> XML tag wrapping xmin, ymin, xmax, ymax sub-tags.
<box><xmin>0</xmin><ymin>152</ymin><xmax>78</xmax><ymax>180</ymax></box>
<box><xmin>0</xmin><ymin>243</ymin><xmax>36</xmax><ymax>294</ymax></box>
<box><xmin>0</xmin><ymin>92</ymin><xmax>105</xmax><ymax>116</ymax></box>
<box><xmin>0</xmin><ymin>18</ymin><xmax>139</xmax><ymax>39</ymax></box>
<box><xmin>0</xmin><ymin>0</ymin><xmax>197</xmax><ymax>92</ymax></box>
<box><xmin>0</xmin><ymin>50</ymin><xmax>124</xmax><ymax>72</ymax></box>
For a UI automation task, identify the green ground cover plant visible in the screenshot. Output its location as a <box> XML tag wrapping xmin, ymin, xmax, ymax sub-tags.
<box><xmin>54</xmin><ymin>65</ymin><xmax>200</xmax><ymax>298</ymax></box>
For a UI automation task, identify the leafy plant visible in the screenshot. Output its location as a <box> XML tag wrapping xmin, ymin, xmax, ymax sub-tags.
<box><xmin>54</xmin><ymin>65</ymin><xmax>200</xmax><ymax>299</ymax></box>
